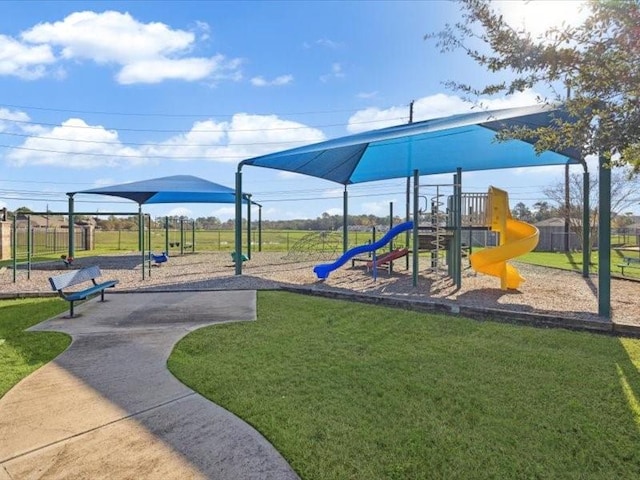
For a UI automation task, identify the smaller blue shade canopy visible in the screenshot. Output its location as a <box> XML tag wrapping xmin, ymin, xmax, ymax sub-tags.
<box><xmin>240</xmin><ymin>104</ymin><xmax>581</xmax><ymax>185</ymax></box>
<box><xmin>70</xmin><ymin>175</ymin><xmax>243</xmax><ymax>205</ymax></box>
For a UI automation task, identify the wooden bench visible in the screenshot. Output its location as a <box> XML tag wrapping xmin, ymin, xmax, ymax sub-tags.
<box><xmin>617</xmin><ymin>256</ymin><xmax>640</xmax><ymax>276</ymax></box>
<box><xmin>48</xmin><ymin>266</ymin><xmax>119</xmax><ymax>317</ymax></box>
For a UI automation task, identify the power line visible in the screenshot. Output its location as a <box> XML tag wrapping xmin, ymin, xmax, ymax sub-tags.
<box><xmin>0</xmin><ymin>102</ymin><xmax>372</xmax><ymax>118</ymax></box>
<box><xmin>0</xmin><ymin>131</ymin><xmax>325</xmax><ymax>148</ymax></box>
<box><xmin>0</xmin><ymin>115</ymin><xmax>407</xmax><ymax>134</ymax></box>
<box><xmin>0</xmin><ymin>143</ymin><xmax>248</xmax><ymax>160</ymax></box>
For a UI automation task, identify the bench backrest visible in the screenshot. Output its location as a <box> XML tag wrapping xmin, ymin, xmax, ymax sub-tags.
<box><xmin>49</xmin><ymin>265</ymin><xmax>102</xmax><ymax>291</ymax></box>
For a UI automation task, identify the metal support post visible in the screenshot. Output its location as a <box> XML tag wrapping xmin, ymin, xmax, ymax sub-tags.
<box><xmin>598</xmin><ymin>158</ymin><xmax>611</xmax><ymax>318</ymax></box>
<box><xmin>234</xmin><ymin>170</ymin><xmax>243</xmax><ymax>275</ymax></box>
<box><xmin>247</xmin><ymin>194</ymin><xmax>252</xmax><ymax>259</ymax></box>
<box><xmin>343</xmin><ymin>186</ymin><xmax>348</xmax><ymax>254</ymax></box>
<box><xmin>412</xmin><ymin>170</ymin><xmax>419</xmax><ymax>287</ymax></box>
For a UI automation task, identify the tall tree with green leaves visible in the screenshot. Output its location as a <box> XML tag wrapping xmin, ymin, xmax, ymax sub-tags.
<box><xmin>427</xmin><ymin>0</ymin><xmax>640</xmax><ymax>170</ymax></box>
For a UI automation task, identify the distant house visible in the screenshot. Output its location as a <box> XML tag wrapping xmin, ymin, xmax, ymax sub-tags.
<box><xmin>15</xmin><ymin>214</ymin><xmax>66</xmax><ymax>229</ymax></box>
<box><xmin>534</xmin><ymin>217</ymin><xmax>583</xmax><ymax>252</ymax></box>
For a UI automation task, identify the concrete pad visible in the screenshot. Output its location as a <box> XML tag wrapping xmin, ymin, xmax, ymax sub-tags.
<box><xmin>0</xmin><ymin>291</ymin><xmax>299</xmax><ymax>479</ymax></box>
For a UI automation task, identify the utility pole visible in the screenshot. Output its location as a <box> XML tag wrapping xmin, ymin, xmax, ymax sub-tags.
<box><xmin>409</xmin><ymin>100</ymin><xmax>415</xmax><ymax>124</ymax></box>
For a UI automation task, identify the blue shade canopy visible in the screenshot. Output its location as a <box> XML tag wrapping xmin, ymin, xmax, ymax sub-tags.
<box><xmin>71</xmin><ymin>175</ymin><xmax>244</xmax><ymax>205</ymax></box>
<box><xmin>240</xmin><ymin>105</ymin><xmax>581</xmax><ymax>185</ymax></box>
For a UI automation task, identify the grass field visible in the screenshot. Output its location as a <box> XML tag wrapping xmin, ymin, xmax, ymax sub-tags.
<box><xmin>517</xmin><ymin>250</ymin><xmax>640</xmax><ymax>279</ymax></box>
<box><xmin>0</xmin><ymin>298</ymin><xmax>70</xmax><ymax>398</ymax></box>
<box><xmin>169</xmin><ymin>291</ymin><xmax>640</xmax><ymax>480</ymax></box>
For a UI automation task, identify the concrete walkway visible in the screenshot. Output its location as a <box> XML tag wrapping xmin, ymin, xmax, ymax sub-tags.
<box><xmin>0</xmin><ymin>291</ymin><xmax>299</xmax><ymax>480</ymax></box>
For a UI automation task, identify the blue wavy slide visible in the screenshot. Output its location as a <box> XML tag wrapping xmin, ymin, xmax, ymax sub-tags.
<box><xmin>313</xmin><ymin>221</ymin><xmax>414</xmax><ymax>280</ymax></box>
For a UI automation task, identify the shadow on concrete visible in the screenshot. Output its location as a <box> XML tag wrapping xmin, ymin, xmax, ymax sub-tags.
<box><xmin>0</xmin><ymin>291</ymin><xmax>298</xmax><ymax>480</ymax></box>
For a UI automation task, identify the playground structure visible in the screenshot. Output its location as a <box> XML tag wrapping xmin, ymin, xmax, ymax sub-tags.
<box><xmin>313</xmin><ymin>222</ymin><xmax>414</xmax><ymax>279</ymax></box>
<box><xmin>469</xmin><ymin>187</ymin><xmax>539</xmax><ymax>290</ymax></box>
<box><xmin>162</xmin><ymin>216</ymin><xmax>196</xmax><ymax>255</ymax></box>
<box><xmin>313</xmin><ymin>184</ymin><xmax>539</xmax><ymax>290</ymax></box>
<box><xmin>285</xmin><ymin>230</ymin><xmax>344</xmax><ymax>262</ymax></box>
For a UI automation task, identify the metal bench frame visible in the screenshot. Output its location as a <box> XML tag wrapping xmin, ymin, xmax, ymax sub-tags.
<box><xmin>617</xmin><ymin>256</ymin><xmax>640</xmax><ymax>276</ymax></box>
<box><xmin>48</xmin><ymin>265</ymin><xmax>119</xmax><ymax>317</ymax></box>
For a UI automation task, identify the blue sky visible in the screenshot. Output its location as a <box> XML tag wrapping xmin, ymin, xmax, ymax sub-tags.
<box><xmin>2</xmin><ymin>0</ymin><xmax>616</xmax><ymax>221</ymax></box>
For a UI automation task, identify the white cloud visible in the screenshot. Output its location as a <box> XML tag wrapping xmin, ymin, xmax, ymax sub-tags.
<box><xmin>0</xmin><ymin>108</ymin><xmax>32</xmax><ymax>133</ymax></box>
<box><xmin>357</xmin><ymin>91</ymin><xmax>378</xmax><ymax>100</ymax></box>
<box><xmin>277</xmin><ymin>171</ymin><xmax>307</xmax><ymax>179</ymax></box>
<box><xmin>193</xmin><ymin>20</ymin><xmax>211</xmax><ymax>42</ymax></box>
<box><xmin>315</xmin><ymin>38</ymin><xmax>341</xmax><ymax>49</ymax></box>
<box><xmin>166</xmin><ymin>207</ymin><xmax>193</xmax><ymax>217</ymax></box>
<box><xmin>323</xmin><ymin>207</ymin><xmax>343</xmax><ymax>216</ymax></box>
<box><xmin>250</xmin><ymin>74</ymin><xmax>293</xmax><ymax>87</ymax></box>
<box><xmin>22</xmin><ymin>11</ymin><xmax>193</xmax><ymax>63</ymax></box>
<box><xmin>117</xmin><ymin>56</ymin><xmax>234</xmax><ymax>84</ymax></box>
<box><xmin>211</xmin><ymin>205</ymin><xmax>235</xmax><ymax>220</ymax></box>
<box><xmin>347</xmin><ymin>90</ymin><xmax>542</xmax><ymax>133</ymax></box>
<box><xmin>0</xmin><ymin>34</ymin><xmax>55</xmax><ymax>79</ymax></box>
<box><xmin>144</xmin><ymin>113</ymin><xmax>324</xmax><ymax>163</ymax></box>
<box><xmin>6</xmin><ymin>113</ymin><xmax>325</xmax><ymax>168</ymax></box>
<box><xmin>359</xmin><ymin>200</ymin><xmax>399</xmax><ymax>216</ymax></box>
<box><xmin>303</xmin><ymin>38</ymin><xmax>342</xmax><ymax>49</ymax></box>
<box><xmin>320</xmin><ymin>63</ymin><xmax>344</xmax><ymax>82</ymax></box>
<box><xmin>6</xmin><ymin>118</ymin><xmax>146</xmax><ymax>168</ymax></box>
<box><xmin>324</xmin><ymin>188</ymin><xmax>344</xmax><ymax>198</ymax></box>
<box><xmin>14</xmin><ymin>10</ymin><xmax>242</xmax><ymax>84</ymax></box>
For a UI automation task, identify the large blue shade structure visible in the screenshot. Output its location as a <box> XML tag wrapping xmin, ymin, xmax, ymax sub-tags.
<box><xmin>66</xmin><ymin>175</ymin><xmax>253</xmax><ymax>279</ymax></box>
<box><xmin>234</xmin><ymin>103</ymin><xmax>612</xmax><ymax>317</ymax></box>
<box><xmin>240</xmin><ymin>104</ymin><xmax>582</xmax><ymax>184</ymax></box>
<box><xmin>70</xmin><ymin>175</ymin><xmax>244</xmax><ymax>204</ymax></box>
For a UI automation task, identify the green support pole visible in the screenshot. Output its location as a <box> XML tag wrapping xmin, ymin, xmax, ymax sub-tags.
<box><xmin>343</xmin><ymin>186</ymin><xmax>348</xmax><ymax>254</ymax></box>
<box><xmin>192</xmin><ymin>220</ymin><xmax>196</xmax><ymax>253</ymax></box>
<box><xmin>68</xmin><ymin>194</ymin><xmax>75</xmax><ymax>259</ymax></box>
<box><xmin>142</xmin><ymin>212</ymin><xmax>146</xmax><ymax>280</ymax></box>
<box><xmin>147</xmin><ymin>215</ymin><xmax>152</xmax><ymax>278</ymax></box>
<box><xmin>27</xmin><ymin>216</ymin><xmax>31</xmax><ymax>280</ymax></box>
<box><xmin>180</xmin><ymin>218</ymin><xmax>185</xmax><ymax>256</ymax></box>
<box><xmin>405</xmin><ymin>177</ymin><xmax>410</xmax><ymax>270</ymax></box>
<box><xmin>235</xmin><ymin>169</ymin><xmax>243</xmax><ymax>275</ymax></box>
<box><xmin>12</xmin><ymin>215</ymin><xmax>17</xmax><ymax>283</ymax></box>
<box><xmin>455</xmin><ymin>168</ymin><xmax>462</xmax><ymax>289</ymax></box>
<box><xmin>247</xmin><ymin>194</ymin><xmax>252</xmax><ymax>259</ymax></box>
<box><xmin>389</xmin><ymin>201</ymin><xmax>394</xmax><ymax>251</ymax></box>
<box><xmin>164</xmin><ymin>216</ymin><xmax>169</xmax><ymax>254</ymax></box>
<box><xmin>258</xmin><ymin>205</ymin><xmax>262</xmax><ymax>252</ymax></box>
<box><xmin>582</xmin><ymin>168</ymin><xmax>590</xmax><ymax>278</ymax></box>
<box><xmin>137</xmin><ymin>204</ymin><xmax>143</xmax><ymax>252</ymax></box>
<box><xmin>412</xmin><ymin>170</ymin><xmax>419</xmax><ymax>288</ymax></box>
<box><xmin>598</xmin><ymin>157</ymin><xmax>611</xmax><ymax>318</ymax></box>
<box><xmin>389</xmin><ymin>201</ymin><xmax>394</xmax><ymax>273</ymax></box>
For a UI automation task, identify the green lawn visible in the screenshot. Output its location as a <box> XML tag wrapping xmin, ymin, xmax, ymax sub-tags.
<box><xmin>0</xmin><ymin>298</ymin><xmax>70</xmax><ymax>398</ymax></box>
<box><xmin>169</xmin><ymin>291</ymin><xmax>640</xmax><ymax>480</ymax></box>
<box><xmin>517</xmin><ymin>250</ymin><xmax>640</xmax><ymax>279</ymax></box>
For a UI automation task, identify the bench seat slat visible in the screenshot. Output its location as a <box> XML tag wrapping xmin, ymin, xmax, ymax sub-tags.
<box><xmin>63</xmin><ymin>281</ymin><xmax>118</xmax><ymax>301</ymax></box>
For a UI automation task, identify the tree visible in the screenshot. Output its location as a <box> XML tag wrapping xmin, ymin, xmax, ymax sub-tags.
<box><xmin>427</xmin><ymin>0</ymin><xmax>640</xmax><ymax>171</ymax></box>
<box><xmin>15</xmin><ymin>206</ymin><xmax>33</xmax><ymax>215</ymax></box>
<box><xmin>531</xmin><ymin>201</ymin><xmax>556</xmax><ymax>223</ymax></box>
<box><xmin>543</xmin><ymin>167</ymin><xmax>640</xmax><ymax>249</ymax></box>
<box><xmin>511</xmin><ymin>202</ymin><xmax>533</xmax><ymax>222</ymax></box>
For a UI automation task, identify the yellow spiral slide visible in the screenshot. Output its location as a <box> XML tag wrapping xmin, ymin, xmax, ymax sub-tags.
<box><xmin>469</xmin><ymin>187</ymin><xmax>539</xmax><ymax>290</ymax></box>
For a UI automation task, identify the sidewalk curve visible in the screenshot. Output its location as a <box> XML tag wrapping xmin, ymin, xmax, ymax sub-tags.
<box><xmin>0</xmin><ymin>291</ymin><xmax>299</xmax><ymax>480</ymax></box>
